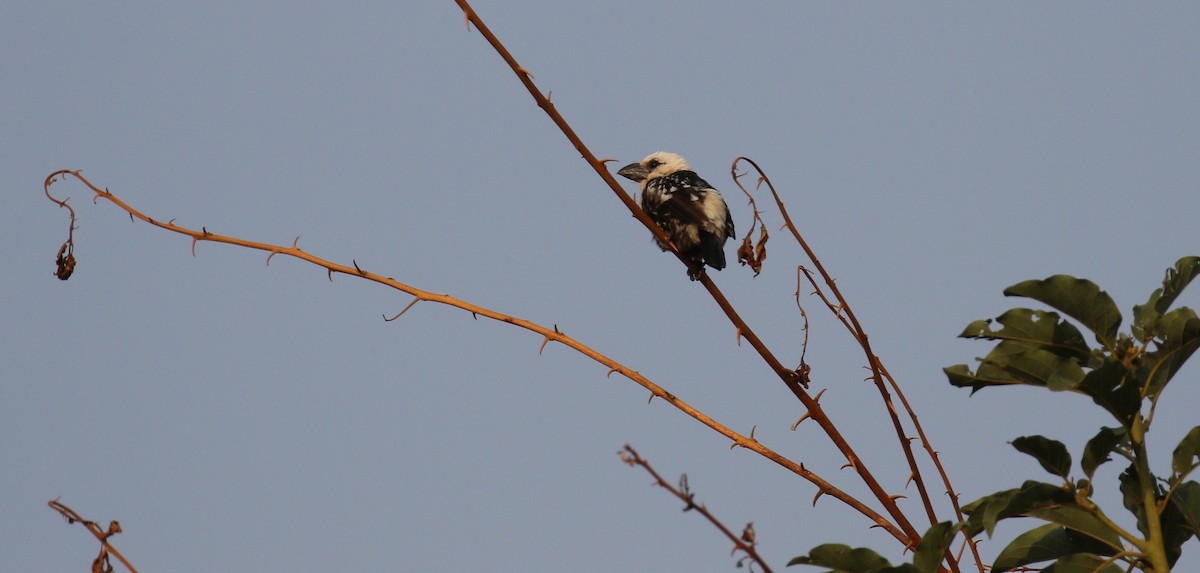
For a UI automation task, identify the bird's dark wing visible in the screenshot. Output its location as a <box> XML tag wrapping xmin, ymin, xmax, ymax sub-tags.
<box><xmin>646</xmin><ymin>171</ymin><xmax>714</xmax><ymax>226</ymax></box>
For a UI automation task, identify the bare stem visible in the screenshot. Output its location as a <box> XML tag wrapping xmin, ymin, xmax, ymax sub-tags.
<box><xmin>41</xmin><ymin>169</ymin><xmax>907</xmax><ymax>544</ymax></box>
<box><xmin>733</xmin><ymin>156</ymin><xmax>979</xmax><ymax>571</ymax></box>
<box><xmin>453</xmin><ymin>0</ymin><xmax>923</xmax><ymax>548</ymax></box>
<box><xmin>48</xmin><ymin>499</ymin><xmax>138</xmax><ymax>573</ymax></box>
<box><xmin>621</xmin><ymin>445</ymin><xmax>773</xmax><ymax>573</ymax></box>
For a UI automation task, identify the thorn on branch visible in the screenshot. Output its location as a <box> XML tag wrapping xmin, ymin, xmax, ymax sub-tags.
<box><xmin>790</xmin><ymin>412</ymin><xmax>811</xmax><ymax>431</ymax></box>
<box><xmin>190</xmin><ymin>237</ymin><xmax>198</xmax><ymax>257</ymax></box>
<box><xmin>265</xmin><ymin>251</ymin><xmax>279</xmax><ymax>266</ymax></box>
<box><xmin>202</xmin><ymin>226</ymin><xmax>209</xmax><ymax>236</ymax></box>
<box><xmin>539</xmin><ymin>336</ymin><xmax>551</xmax><ymax>355</ymax></box>
<box><xmin>606</xmin><ymin>368</ymin><xmax>618</xmax><ymax>378</ymax></box>
<box><xmin>291</xmin><ymin>236</ymin><xmax>301</xmax><ymax>250</ymax></box>
<box><xmin>352</xmin><ymin>259</ymin><xmax>365</xmax><ymax>275</ymax></box>
<box><xmin>384</xmin><ymin>297</ymin><xmax>421</xmax><ymax>322</ymax></box>
<box><xmin>812</xmin><ymin>490</ymin><xmax>825</xmax><ymax>507</ymax></box>
<box><xmin>327</xmin><ymin>269</ymin><xmax>334</xmax><ymax>282</ymax></box>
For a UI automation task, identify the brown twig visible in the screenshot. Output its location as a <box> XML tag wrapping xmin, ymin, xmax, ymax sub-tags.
<box><xmin>453</xmin><ymin>0</ymin><xmax>923</xmax><ymax>548</ymax></box>
<box><xmin>48</xmin><ymin>499</ymin><xmax>138</xmax><ymax>573</ymax></box>
<box><xmin>44</xmin><ymin>172</ymin><xmax>78</xmax><ymax>279</ymax></box>
<box><xmin>620</xmin><ymin>445</ymin><xmax>773</xmax><ymax>573</ymax></box>
<box><xmin>41</xmin><ymin>169</ymin><xmax>907</xmax><ymax>544</ymax></box>
<box><xmin>732</xmin><ymin>157</ymin><xmax>981</xmax><ymax>571</ymax></box>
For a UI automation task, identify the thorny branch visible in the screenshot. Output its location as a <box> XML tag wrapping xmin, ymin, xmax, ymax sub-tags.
<box><xmin>620</xmin><ymin>445</ymin><xmax>772</xmax><ymax>573</ymax></box>
<box><xmin>41</xmin><ymin>169</ymin><xmax>905</xmax><ymax>544</ymax></box>
<box><xmin>732</xmin><ymin>157</ymin><xmax>983</xmax><ymax>570</ymax></box>
<box><xmin>454</xmin><ymin>0</ymin><xmax>932</xmax><ymax>557</ymax></box>
<box><xmin>40</xmin><ymin>3</ymin><xmax>986</xmax><ymax>569</ymax></box>
<box><xmin>48</xmin><ymin>499</ymin><xmax>138</xmax><ymax>573</ymax></box>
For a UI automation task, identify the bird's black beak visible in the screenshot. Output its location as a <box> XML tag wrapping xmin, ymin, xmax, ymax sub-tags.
<box><xmin>617</xmin><ymin>162</ymin><xmax>649</xmax><ymax>182</ymax></box>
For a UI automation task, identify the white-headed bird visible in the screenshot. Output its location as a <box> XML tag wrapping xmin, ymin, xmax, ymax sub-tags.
<box><xmin>618</xmin><ymin>152</ymin><xmax>735</xmax><ymax>280</ymax></box>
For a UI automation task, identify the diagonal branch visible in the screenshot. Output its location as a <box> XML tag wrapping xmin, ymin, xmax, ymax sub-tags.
<box><xmin>48</xmin><ymin>499</ymin><xmax>138</xmax><ymax>573</ymax></box>
<box><xmin>732</xmin><ymin>157</ymin><xmax>982</xmax><ymax>571</ymax></box>
<box><xmin>453</xmin><ymin>0</ymin><xmax>923</xmax><ymax>547</ymax></box>
<box><xmin>621</xmin><ymin>445</ymin><xmax>773</xmax><ymax>573</ymax></box>
<box><xmin>41</xmin><ymin>169</ymin><xmax>907</xmax><ymax>545</ymax></box>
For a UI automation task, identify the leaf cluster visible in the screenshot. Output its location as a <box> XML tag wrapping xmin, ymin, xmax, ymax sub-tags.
<box><xmin>790</xmin><ymin>257</ymin><xmax>1200</xmax><ymax>572</ymax></box>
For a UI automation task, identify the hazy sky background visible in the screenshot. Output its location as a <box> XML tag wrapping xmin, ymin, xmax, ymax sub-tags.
<box><xmin>4</xmin><ymin>2</ymin><xmax>1198</xmax><ymax>571</ymax></box>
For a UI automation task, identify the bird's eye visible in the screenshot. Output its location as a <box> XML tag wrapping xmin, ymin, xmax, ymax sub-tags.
<box><xmin>646</xmin><ymin>159</ymin><xmax>661</xmax><ymax>169</ymax></box>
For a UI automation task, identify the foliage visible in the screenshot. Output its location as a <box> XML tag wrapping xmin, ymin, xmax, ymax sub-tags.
<box><xmin>790</xmin><ymin>257</ymin><xmax>1199</xmax><ymax>572</ymax></box>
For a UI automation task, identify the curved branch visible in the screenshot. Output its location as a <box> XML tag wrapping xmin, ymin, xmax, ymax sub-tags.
<box><xmin>48</xmin><ymin>499</ymin><xmax>138</xmax><ymax>573</ymax></box>
<box><xmin>732</xmin><ymin>157</ymin><xmax>981</xmax><ymax>571</ymax></box>
<box><xmin>453</xmin><ymin>0</ymin><xmax>923</xmax><ymax>547</ymax></box>
<box><xmin>41</xmin><ymin>169</ymin><xmax>907</xmax><ymax>545</ymax></box>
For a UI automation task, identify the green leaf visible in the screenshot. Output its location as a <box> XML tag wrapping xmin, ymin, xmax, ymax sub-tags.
<box><xmin>1024</xmin><ymin>505</ymin><xmax>1123</xmax><ymax>550</ymax></box>
<box><xmin>966</xmin><ymin>340</ymin><xmax>1087</xmax><ymax>391</ymax></box>
<box><xmin>962</xmin><ymin>481</ymin><xmax>1122</xmax><ymax>550</ymax></box>
<box><xmin>992</xmin><ymin>524</ymin><xmax>1120</xmax><ymax>572</ymax></box>
<box><xmin>1157</xmin><ymin>256</ymin><xmax>1200</xmax><ymax>308</ymax></box>
<box><xmin>1040</xmin><ymin>553</ymin><xmax>1124</xmax><ymax>573</ymax></box>
<box><xmin>1138</xmin><ymin>307</ymin><xmax>1200</xmax><ymax>398</ymax></box>
<box><xmin>1169</xmin><ymin>481</ymin><xmax>1200</xmax><ymax>537</ymax></box>
<box><xmin>962</xmin><ymin>481</ymin><xmax>1073</xmax><ymax>537</ymax></box>
<box><xmin>1012</xmin><ymin>435</ymin><xmax>1073</xmax><ymax>480</ymax></box>
<box><xmin>911</xmin><ymin>522</ymin><xmax>959</xmax><ymax>573</ymax></box>
<box><xmin>1133</xmin><ymin>256</ymin><xmax>1200</xmax><ymax>342</ymax></box>
<box><xmin>1172</xmin><ymin>427</ymin><xmax>1200</xmax><ymax>477</ymax></box>
<box><xmin>962</xmin><ymin>488</ymin><xmax>1019</xmax><ymax>537</ymax></box>
<box><xmin>1159</xmin><ymin>484</ymin><xmax>1194</xmax><ymax>567</ymax></box>
<box><xmin>1074</xmin><ymin>358</ymin><xmax>1140</xmax><ymax>424</ymax></box>
<box><xmin>786</xmin><ymin>544</ymin><xmax>917</xmax><ymax>572</ymax></box>
<box><xmin>1081</xmin><ymin>427</ymin><xmax>1127</xmax><ymax>479</ymax></box>
<box><xmin>957</xmin><ymin>309</ymin><xmax>1091</xmax><ymax>360</ymax></box>
<box><xmin>1118</xmin><ymin>464</ymin><xmax>1152</xmax><ymax>537</ymax></box>
<box><xmin>1005</xmin><ymin>275</ymin><xmax>1122</xmax><ymax>348</ymax></box>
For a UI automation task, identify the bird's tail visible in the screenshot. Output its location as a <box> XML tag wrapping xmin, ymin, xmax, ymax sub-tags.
<box><xmin>700</xmin><ymin>233</ymin><xmax>726</xmax><ymax>270</ymax></box>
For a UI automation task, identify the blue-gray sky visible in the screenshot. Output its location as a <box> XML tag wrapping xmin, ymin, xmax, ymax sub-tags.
<box><xmin>4</xmin><ymin>2</ymin><xmax>1198</xmax><ymax>571</ymax></box>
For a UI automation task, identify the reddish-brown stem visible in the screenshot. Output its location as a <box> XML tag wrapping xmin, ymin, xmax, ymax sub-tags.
<box><xmin>733</xmin><ymin>157</ymin><xmax>981</xmax><ymax>571</ymax></box>
<box><xmin>453</xmin><ymin>0</ymin><xmax>925</xmax><ymax>547</ymax></box>
<box><xmin>48</xmin><ymin>499</ymin><xmax>138</xmax><ymax>573</ymax></box>
<box><xmin>42</xmin><ymin>169</ymin><xmax>907</xmax><ymax>545</ymax></box>
<box><xmin>621</xmin><ymin>445</ymin><xmax>773</xmax><ymax>573</ymax></box>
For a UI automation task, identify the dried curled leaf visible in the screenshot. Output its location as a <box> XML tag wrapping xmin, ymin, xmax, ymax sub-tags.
<box><xmin>55</xmin><ymin>242</ymin><xmax>76</xmax><ymax>280</ymax></box>
<box><xmin>736</xmin><ymin>226</ymin><xmax>768</xmax><ymax>276</ymax></box>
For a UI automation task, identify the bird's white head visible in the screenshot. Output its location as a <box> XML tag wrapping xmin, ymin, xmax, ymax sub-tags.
<box><xmin>617</xmin><ymin>151</ymin><xmax>691</xmax><ymax>183</ymax></box>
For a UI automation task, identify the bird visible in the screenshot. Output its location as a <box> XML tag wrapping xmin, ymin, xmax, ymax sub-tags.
<box><xmin>617</xmin><ymin>152</ymin><xmax>735</xmax><ymax>280</ymax></box>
